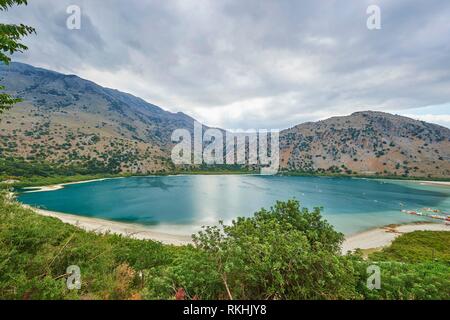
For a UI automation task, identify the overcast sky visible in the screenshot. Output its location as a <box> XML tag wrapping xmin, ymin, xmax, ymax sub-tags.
<box><xmin>3</xmin><ymin>0</ymin><xmax>450</xmax><ymax>129</ymax></box>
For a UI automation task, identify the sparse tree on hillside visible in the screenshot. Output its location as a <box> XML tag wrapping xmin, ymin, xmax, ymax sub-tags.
<box><xmin>0</xmin><ymin>0</ymin><xmax>35</xmax><ymax>114</ymax></box>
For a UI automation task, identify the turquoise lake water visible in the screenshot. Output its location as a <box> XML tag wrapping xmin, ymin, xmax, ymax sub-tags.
<box><xmin>18</xmin><ymin>175</ymin><xmax>450</xmax><ymax>235</ymax></box>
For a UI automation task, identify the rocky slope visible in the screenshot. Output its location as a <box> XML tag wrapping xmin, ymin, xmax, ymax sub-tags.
<box><xmin>279</xmin><ymin>111</ymin><xmax>450</xmax><ymax>177</ymax></box>
<box><xmin>0</xmin><ymin>62</ymin><xmax>198</xmax><ymax>173</ymax></box>
<box><xmin>1</xmin><ymin>62</ymin><xmax>449</xmax><ymax>178</ymax></box>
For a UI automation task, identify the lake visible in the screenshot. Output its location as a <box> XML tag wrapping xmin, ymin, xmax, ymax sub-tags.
<box><xmin>18</xmin><ymin>175</ymin><xmax>450</xmax><ymax>235</ymax></box>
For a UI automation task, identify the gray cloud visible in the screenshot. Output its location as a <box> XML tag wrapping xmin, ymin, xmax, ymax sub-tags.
<box><xmin>3</xmin><ymin>0</ymin><xmax>450</xmax><ymax>129</ymax></box>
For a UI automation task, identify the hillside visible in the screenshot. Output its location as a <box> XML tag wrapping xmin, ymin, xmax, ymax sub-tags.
<box><xmin>280</xmin><ymin>111</ymin><xmax>450</xmax><ymax>178</ymax></box>
<box><xmin>1</xmin><ymin>62</ymin><xmax>449</xmax><ymax>178</ymax></box>
<box><xmin>0</xmin><ymin>62</ymin><xmax>197</xmax><ymax>173</ymax></box>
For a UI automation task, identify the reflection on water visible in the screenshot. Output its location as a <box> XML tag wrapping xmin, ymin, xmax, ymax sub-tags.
<box><xmin>19</xmin><ymin>175</ymin><xmax>450</xmax><ymax>235</ymax></box>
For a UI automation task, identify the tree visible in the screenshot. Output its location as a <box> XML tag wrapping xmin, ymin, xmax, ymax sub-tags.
<box><xmin>0</xmin><ymin>0</ymin><xmax>35</xmax><ymax>114</ymax></box>
<box><xmin>165</xmin><ymin>200</ymin><xmax>359</xmax><ymax>300</ymax></box>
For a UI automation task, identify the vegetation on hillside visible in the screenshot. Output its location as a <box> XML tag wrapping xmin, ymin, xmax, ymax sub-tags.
<box><xmin>1</xmin><ymin>62</ymin><xmax>450</xmax><ymax>179</ymax></box>
<box><xmin>280</xmin><ymin>111</ymin><xmax>450</xmax><ymax>178</ymax></box>
<box><xmin>0</xmin><ymin>157</ymin><xmax>119</xmax><ymax>177</ymax></box>
<box><xmin>0</xmin><ymin>192</ymin><xmax>448</xmax><ymax>300</ymax></box>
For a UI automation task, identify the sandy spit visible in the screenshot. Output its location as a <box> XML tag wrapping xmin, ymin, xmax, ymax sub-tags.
<box><xmin>342</xmin><ymin>222</ymin><xmax>449</xmax><ymax>254</ymax></box>
<box><xmin>415</xmin><ymin>181</ymin><xmax>450</xmax><ymax>187</ymax></box>
<box><xmin>21</xmin><ymin>178</ymin><xmax>121</xmax><ymax>193</ymax></box>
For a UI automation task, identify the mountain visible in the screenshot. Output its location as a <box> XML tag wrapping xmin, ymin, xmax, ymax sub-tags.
<box><xmin>279</xmin><ymin>111</ymin><xmax>450</xmax><ymax>177</ymax></box>
<box><xmin>0</xmin><ymin>62</ymin><xmax>199</xmax><ymax>173</ymax></box>
<box><xmin>1</xmin><ymin>62</ymin><xmax>449</xmax><ymax>178</ymax></box>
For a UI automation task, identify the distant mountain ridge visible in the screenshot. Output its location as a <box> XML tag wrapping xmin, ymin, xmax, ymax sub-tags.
<box><xmin>0</xmin><ymin>62</ymin><xmax>199</xmax><ymax>173</ymax></box>
<box><xmin>1</xmin><ymin>62</ymin><xmax>449</xmax><ymax>177</ymax></box>
<box><xmin>279</xmin><ymin>111</ymin><xmax>450</xmax><ymax>177</ymax></box>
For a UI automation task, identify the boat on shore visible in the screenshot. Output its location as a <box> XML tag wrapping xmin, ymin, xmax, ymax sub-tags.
<box><xmin>402</xmin><ymin>208</ymin><xmax>449</xmax><ymax>221</ymax></box>
<box><xmin>401</xmin><ymin>209</ymin><xmax>422</xmax><ymax>216</ymax></box>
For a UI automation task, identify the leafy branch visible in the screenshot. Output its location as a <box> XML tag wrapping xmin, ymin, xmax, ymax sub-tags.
<box><xmin>0</xmin><ymin>0</ymin><xmax>35</xmax><ymax>113</ymax></box>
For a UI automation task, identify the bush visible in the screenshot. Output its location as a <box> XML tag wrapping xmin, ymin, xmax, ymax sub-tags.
<box><xmin>147</xmin><ymin>200</ymin><xmax>360</xmax><ymax>300</ymax></box>
<box><xmin>0</xmin><ymin>191</ymin><xmax>167</xmax><ymax>299</ymax></box>
<box><xmin>370</xmin><ymin>231</ymin><xmax>450</xmax><ymax>263</ymax></box>
<box><xmin>357</xmin><ymin>261</ymin><xmax>450</xmax><ymax>300</ymax></box>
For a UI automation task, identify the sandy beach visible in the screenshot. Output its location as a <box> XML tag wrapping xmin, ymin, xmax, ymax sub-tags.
<box><xmin>21</xmin><ymin>178</ymin><xmax>120</xmax><ymax>193</ymax></box>
<box><xmin>415</xmin><ymin>181</ymin><xmax>450</xmax><ymax>187</ymax></box>
<box><xmin>342</xmin><ymin>222</ymin><xmax>449</xmax><ymax>254</ymax></box>
<box><xmin>30</xmin><ymin>207</ymin><xmax>192</xmax><ymax>245</ymax></box>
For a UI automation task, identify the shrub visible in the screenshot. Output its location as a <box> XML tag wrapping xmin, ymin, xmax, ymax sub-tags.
<box><xmin>147</xmin><ymin>200</ymin><xmax>360</xmax><ymax>300</ymax></box>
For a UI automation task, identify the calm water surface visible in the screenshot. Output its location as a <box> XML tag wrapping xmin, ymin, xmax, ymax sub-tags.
<box><xmin>18</xmin><ymin>176</ymin><xmax>450</xmax><ymax>235</ymax></box>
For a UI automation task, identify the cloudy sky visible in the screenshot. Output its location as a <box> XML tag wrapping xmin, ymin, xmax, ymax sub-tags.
<box><xmin>3</xmin><ymin>0</ymin><xmax>450</xmax><ymax>129</ymax></box>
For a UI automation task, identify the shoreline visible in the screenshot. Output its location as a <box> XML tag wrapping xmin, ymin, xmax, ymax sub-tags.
<box><xmin>18</xmin><ymin>175</ymin><xmax>450</xmax><ymax>193</ymax></box>
<box><xmin>349</xmin><ymin>177</ymin><xmax>450</xmax><ymax>188</ymax></box>
<box><xmin>17</xmin><ymin>175</ymin><xmax>450</xmax><ymax>250</ymax></box>
<box><xmin>341</xmin><ymin>222</ymin><xmax>449</xmax><ymax>254</ymax></box>
<box><xmin>414</xmin><ymin>180</ymin><xmax>450</xmax><ymax>187</ymax></box>
<box><xmin>28</xmin><ymin>206</ymin><xmax>192</xmax><ymax>245</ymax></box>
<box><xmin>25</xmin><ymin>205</ymin><xmax>449</xmax><ymax>250</ymax></box>
<box><xmin>21</xmin><ymin>177</ymin><xmax>123</xmax><ymax>193</ymax></box>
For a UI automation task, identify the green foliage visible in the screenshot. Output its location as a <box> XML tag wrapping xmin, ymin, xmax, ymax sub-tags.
<box><xmin>0</xmin><ymin>0</ymin><xmax>28</xmax><ymax>11</ymax></box>
<box><xmin>148</xmin><ymin>200</ymin><xmax>359</xmax><ymax>299</ymax></box>
<box><xmin>248</xmin><ymin>200</ymin><xmax>344</xmax><ymax>253</ymax></box>
<box><xmin>370</xmin><ymin>231</ymin><xmax>450</xmax><ymax>263</ymax></box>
<box><xmin>0</xmin><ymin>85</ymin><xmax>21</xmax><ymax>111</ymax></box>
<box><xmin>355</xmin><ymin>231</ymin><xmax>450</xmax><ymax>300</ymax></box>
<box><xmin>0</xmin><ymin>0</ymin><xmax>35</xmax><ymax>64</ymax></box>
<box><xmin>144</xmin><ymin>246</ymin><xmax>222</xmax><ymax>300</ymax></box>
<box><xmin>0</xmin><ymin>191</ymin><xmax>172</xmax><ymax>299</ymax></box>
<box><xmin>358</xmin><ymin>261</ymin><xmax>450</xmax><ymax>300</ymax></box>
<box><xmin>0</xmin><ymin>192</ymin><xmax>448</xmax><ymax>300</ymax></box>
<box><xmin>0</xmin><ymin>0</ymin><xmax>35</xmax><ymax>113</ymax></box>
<box><xmin>0</xmin><ymin>157</ymin><xmax>120</xmax><ymax>179</ymax></box>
